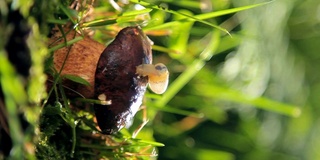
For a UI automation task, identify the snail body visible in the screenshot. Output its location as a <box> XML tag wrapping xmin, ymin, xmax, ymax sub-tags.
<box><xmin>52</xmin><ymin>26</ymin><xmax>168</xmax><ymax>134</ymax></box>
<box><xmin>94</xmin><ymin>26</ymin><xmax>152</xmax><ymax>134</ymax></box>
<box><xmin>136</xmin><ymin>63</ymin><xmax>169</xmax><ymax>94</ymax></box>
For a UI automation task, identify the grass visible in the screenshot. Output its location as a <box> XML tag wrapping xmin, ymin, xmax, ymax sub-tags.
<box><xmin>1</xmin><ymin>0</ymin><xmax>313</xmax><ymax>159</ymax></box>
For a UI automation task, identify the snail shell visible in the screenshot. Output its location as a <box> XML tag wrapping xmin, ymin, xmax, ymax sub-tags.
<box><xmin>51</xmin><ymin>28</ymin><xmax>105</xmax><ymax>98</ymax></box>
<box><xmin>51</xmin><ymin>26</ymin><xmax>168</xmax><ymax>134</ymax></box>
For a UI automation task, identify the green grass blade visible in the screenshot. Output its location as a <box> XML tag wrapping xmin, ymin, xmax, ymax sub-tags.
<box><xmin>196</xmin><ymin>149</ymin><xmax>235</xmax><ymax>160</ymax></box>
<box><xmin>0</xmin><ymin>52</ymin><xmax>25</xmax><ymax>159</ymax></box>
<box><xmin>159</xmin><ymin>0</ymin><xmax>203</xmax><ymax>9</ymax></box>
<box><xmin>144</xmin><ymin>1</ymin><xmax>272</xmax><ymax>33</ymax></box>
<box><xmin>193</xmin><ymin>1</ymin><xmax>273</xmax><ymax>20</ymax></box>
<box><xmin>48</xmin><ymin>36</ymin><xmax>83</xmax><ymax>52</ymax></box>
<box><xmin>63</xmin><ymin>74</ymin><xmax>90</xmax><ymax>86</ymax></box>
<box><xmin>147</xmin><ymin>102</ymin><xmax>204</xmax><ymax>118</ymax></box>
<box><xmin>130</xmin><ymin>0</ymin><xmax>230</xmax><ymax>35</ymax></box>
<box><xmin>131</xmin><ymin>139</ymin><xmax>165</xmax><ymax>147</ymax></box>
<box><xmin>194</xmin><ymin>84</ymin><xmax>301</xmax><ymax>117</ymax></box>
<box><xmin>121</xmin><ymin>8</ymin><xmax>153</xmax><ymax>16</ymax></box>
<box><xmin>81</xmin><ymin>19</ymin><xmax>117</xmax><ymax>28</ymax></box>
<box><xmin>82</xmin><ymin>8</ymin><xmax>152</xmax><ymax>28</ymax></box>
<box><xmin>155</xmin><ymin>30</ymin><xmax>220</xmax><ymax>107</ymax></box>
<box><xmin>151</xmin><ymin>45</ymin><xmax>181</xmax><ymax>54</ymax></box>
<box><xmin>155</xmin><ymin>59</ymin><xmax>205</xmax><ymax>107</ymax></box>
<box><xmin>47</xmin><ymin>18</ymin><xmax>69</xmax><ymax>25</ymax></box>
<box><xmin>59</xmin><ymin>3</ymin><xmax>77</xmax><ymax>24</ymax></box>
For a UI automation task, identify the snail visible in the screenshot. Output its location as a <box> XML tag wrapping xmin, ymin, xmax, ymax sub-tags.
<box><xmin>51</xmin><ymin>26</ymin><xmax>168</xmax><ymax>134</ymax></box>
<box><xmin>136</xmin><ymin>63</ymin><xmax>169</xmax><ymax>94</ymax></box>
<box><xmin>94</xmin><ymin>26</ymin><xmax>169</xmax><ymax>134</ymax></box>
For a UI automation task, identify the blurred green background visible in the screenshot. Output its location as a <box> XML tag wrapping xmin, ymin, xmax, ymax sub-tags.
<box><xmin>148</xmin><ymin>0</ymin><xmax>320</xmax><ymax>159</ymax></box>
<box><xmin>1</xmin><ymin>0</ymin><xmax>320</xmax><ymax>159</ymax></box>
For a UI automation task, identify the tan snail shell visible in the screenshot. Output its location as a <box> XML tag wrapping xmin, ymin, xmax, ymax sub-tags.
<box><xmin>50</xmin><ymin>28</ymin><xmax>105</xmax><ymax>98</ymax></box>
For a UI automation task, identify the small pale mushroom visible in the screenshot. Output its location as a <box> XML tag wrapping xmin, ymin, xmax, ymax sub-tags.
<box><xmin>136</xmin><ymin>63</ymin><xmax>169</xmax><ymax>94</ymax></box>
